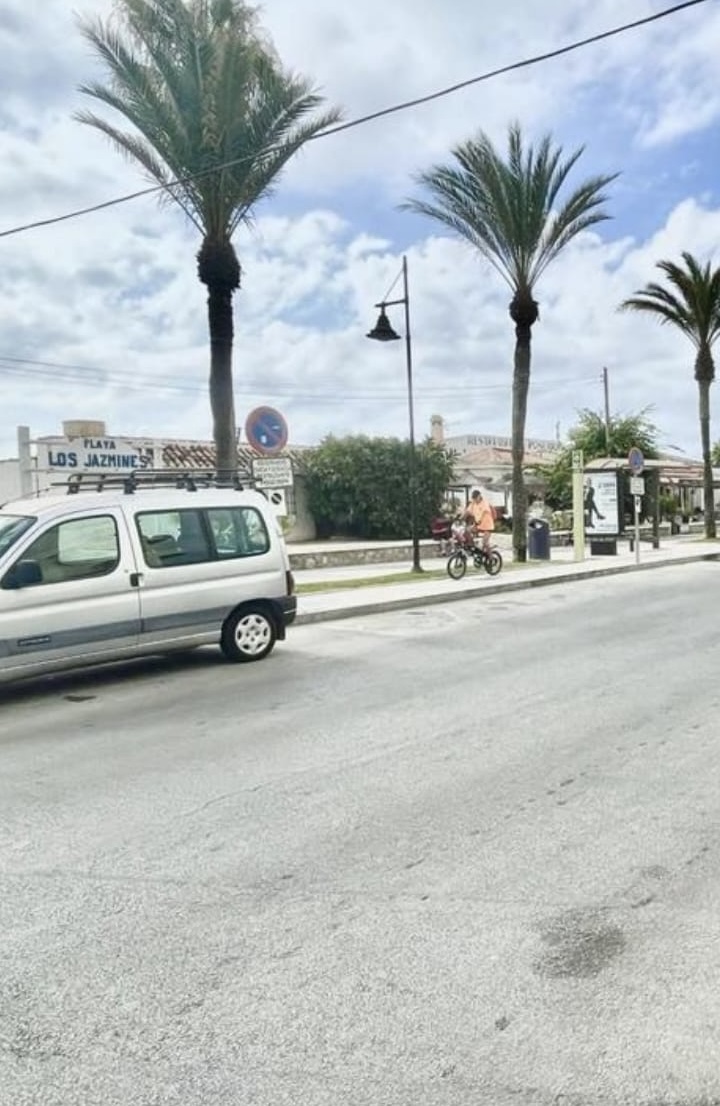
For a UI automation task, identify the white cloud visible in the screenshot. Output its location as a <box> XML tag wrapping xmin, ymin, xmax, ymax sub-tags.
<box><xmin>0</xmin><ymin>0</ymin><xmax>719</xmax><ymax>465</ymax></box>
<box><xmin>256</xmin><ymin>0</ymin><xmax>720</xmax><ymax>193</ymax></box>
<box><xmin>3</xmin><ymin>197</ymin><xmax>720</xmax><ymax>461</ymax></box>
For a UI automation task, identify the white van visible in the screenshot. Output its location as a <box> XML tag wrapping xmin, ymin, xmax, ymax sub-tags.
<box><xmin>0</xmin><ymin>473</ymin><xmax>297</xmax><ymax>683</ymax></box>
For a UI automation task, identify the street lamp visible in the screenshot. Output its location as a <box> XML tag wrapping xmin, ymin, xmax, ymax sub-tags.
<box><xmin>366</xmin><ymin>254</ymin><xmax>422</xmax><ymax>573</ymax></box>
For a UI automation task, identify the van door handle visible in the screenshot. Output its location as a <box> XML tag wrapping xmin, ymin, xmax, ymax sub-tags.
<box><xmin>129</xmin><ymin>572</ymin><xmax>142</xmax><ymax>588</ymax></box>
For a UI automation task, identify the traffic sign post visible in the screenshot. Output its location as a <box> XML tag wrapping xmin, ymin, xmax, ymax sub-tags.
<box><xmin>571</xmin><ymin>449</ymin><xmax>585</xmax><ymax>561</ymax></box>
<box><xmin>628</xmin><ymin>446</ymin><xmax>644</xmax><ymax>475</ymax></box>
<box><xmin>251</xmin><ymin>456</ymin><xmax>293</xmax><ymax>489</ymax></box>
<box><xmin>628</xmin><ymin>447</ymin><xmax>645</xmax><ymax>563</ymax></box>
<box><xmin>244</xmin><ymin>407</ymin><xmax>288</xmax><ymax>456</ymax></box>
<box><xmin>633</xmin><ymin>495</ymin><xmax>642</xmax><ymax>564</ymax></box>
<box><xmin>266</xmin><ymin>488</ymin><xmax>288</xmax><ymax>517</ymax></box>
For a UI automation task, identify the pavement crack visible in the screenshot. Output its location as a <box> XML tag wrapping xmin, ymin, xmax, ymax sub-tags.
<box><xmin>180</xmin><ymin>784</ymin><xmax>266</xmax><ymax>818</ymax></box>
<box><xmin>631</xmin><ymin>894</ymin><xmax>655</xmax><ymax>909</ymax></box>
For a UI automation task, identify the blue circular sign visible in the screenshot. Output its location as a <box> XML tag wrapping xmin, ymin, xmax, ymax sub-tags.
<box><xmin>628</xmin><ymin>446</ymin><xmax>644</xmax><ymax>475</ymax></box>
<box><xmin>244</xmin><ymin>406</ymin><xmax>288</xmax><ymax>456</ymax></box>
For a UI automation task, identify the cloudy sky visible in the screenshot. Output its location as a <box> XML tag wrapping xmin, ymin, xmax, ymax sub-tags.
<box><xmin>1</xmin><ymin>0</ymin><xmax>719</xmax><ymax>461</ymax></box>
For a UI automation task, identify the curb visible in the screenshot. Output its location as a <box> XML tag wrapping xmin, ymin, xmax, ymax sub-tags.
<box><xmin>294</xmin><ymin>550</ymin><xmax>720</xmax><ymax>626</ymax></box>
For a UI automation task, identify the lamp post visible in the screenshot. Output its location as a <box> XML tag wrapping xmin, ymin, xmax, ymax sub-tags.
<box><xmin>366</xmin><ymin>255</ymin><xmax>422</xmax><ymax>573</ymax></box>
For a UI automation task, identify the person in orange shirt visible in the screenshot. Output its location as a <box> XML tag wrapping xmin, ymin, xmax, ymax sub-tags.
<box><xmin>462</xmin><ymin>489</ymin><xmax>495</xmax><ymax>552</ymax></box>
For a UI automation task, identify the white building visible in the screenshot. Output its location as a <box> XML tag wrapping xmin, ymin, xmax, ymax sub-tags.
<box><xmin>429</xmin><ymin>414</ymin><xmax>561</xmax><ymax>510</ymax></box>
<box><xmin>1</xmin><ymin>420</ymin><xmax>317</xmax><ymax>540</ymax></box>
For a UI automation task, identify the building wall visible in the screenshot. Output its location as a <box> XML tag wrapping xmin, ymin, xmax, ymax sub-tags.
<box><xmin>445</xmin><ymin>433</ymin><xmax>560</xmax><ymax>456</ymax></box>
<box><xmin>287</xmin><ymin>477</ymin><xmax>316</xmax><ymax>541</ymax></box>
<box><xmin>0</xmin><ymin>460</ymin><xmax>22</xmax><ymax>505</ymax></box>
<box><xmin>1</xmin><ymin>423</ymin><xmax>316</xmax><ymax>540</ymax></box>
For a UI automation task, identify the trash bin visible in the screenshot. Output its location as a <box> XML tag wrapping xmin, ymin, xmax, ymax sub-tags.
<box><xmin>527</xmin><ymin>517</ymin><xmax>551</xmax><ymax>560</ymax></box>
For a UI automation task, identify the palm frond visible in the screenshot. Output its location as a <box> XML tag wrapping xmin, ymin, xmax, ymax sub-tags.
<box><xmin>73</xmin><ymin>108</ymin><xmax>204</xmax><ymax>231</ymax></box>
<box><xmin>76</xmin><ymin>0</ymin><xmax>342</xmax><ymax>241</ymax></box>
<box><xmin>619</xmin><ymin>253</ymin><xmax>720</xmax><ymax>349</ymax></box>
<box><xmin>531</xmin><ymin>174</ymin><xmax>615</xmax><ymax>283</ymax></box>
<box><xmin>403</xmin><ymin>121</ymin><xmax>617</xmax><ymax>296</ymax></box>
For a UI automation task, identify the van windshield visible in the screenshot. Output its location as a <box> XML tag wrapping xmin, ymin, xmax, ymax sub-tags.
<box><xmin>0</xmin><ymin>514</ymin><xmax>35</xmax><ymax>557</ymax></box>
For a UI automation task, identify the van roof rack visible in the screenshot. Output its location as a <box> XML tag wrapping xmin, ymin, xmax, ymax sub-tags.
<box><xmin>55</xmin><ymin>469</ymin><xmax>252</xmax><ymax>495</ymax></box>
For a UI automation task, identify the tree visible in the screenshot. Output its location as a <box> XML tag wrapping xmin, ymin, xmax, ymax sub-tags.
<box><xmin>402</xmin><ymin>123</ymin><xmax>616</xmax><ymax>560</ymax></box>
<box><xmin>620</xmin><ymin>253</ymin><xmax>720</xmax><ymax>539</ymax></box>
<box><xmin>76</xmin><ymin>0</ymin><xmax>340</xmax><ymax>480</ymax></box>
<box><xmin>535</xmin><ymin>408</ymin><xmax>661</xmax><ymax>512</ymax></box>
<box><xmin>301</xmin><ymin>436</ymin><xmax>456</xmax><ymax>541</ymax></box>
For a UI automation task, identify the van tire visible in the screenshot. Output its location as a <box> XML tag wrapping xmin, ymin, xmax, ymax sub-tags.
<box><xmin>221</xmin><ymin>605</ymin><xmax>277</xmax><ymax>663</ymax></box>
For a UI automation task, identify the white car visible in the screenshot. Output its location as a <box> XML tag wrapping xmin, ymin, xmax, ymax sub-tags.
<box><xmin>0</xmin><ymin>474</ymin><xmax>296</xmax><ymax>683</ymax></box>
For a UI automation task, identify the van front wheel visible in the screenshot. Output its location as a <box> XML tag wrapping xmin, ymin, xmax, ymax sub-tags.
<box><xmin>221</xmin><ymin>606</ymin><xmax>277</xmax><ymax>663</ymax></box>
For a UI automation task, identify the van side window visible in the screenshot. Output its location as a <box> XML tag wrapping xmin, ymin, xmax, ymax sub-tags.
<box><xmin>136</xmin><ymin>509</ymin><xmax>211</xmax><ymax>568</ymax></box>
<box><xmin>5</xmin><ymin>516</ymin><xmax>120</xmax><ymax>586</ymax></box>
<box><xmin>207</xmin><ymin>507</ymin><xmax>269</xmax><ymax>558</ymax></box>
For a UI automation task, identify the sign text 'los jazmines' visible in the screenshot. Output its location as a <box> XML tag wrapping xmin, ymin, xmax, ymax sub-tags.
<box><xmin>38</xmin><ymin>438</ymin><xmax>154</xmax><ymax>472</ymax></box>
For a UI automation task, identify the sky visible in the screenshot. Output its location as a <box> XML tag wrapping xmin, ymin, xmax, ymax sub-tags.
<box><xmin>1</xmin><ymin>0</ymin><xmax>719</xmax><ymax>461</ymax></box>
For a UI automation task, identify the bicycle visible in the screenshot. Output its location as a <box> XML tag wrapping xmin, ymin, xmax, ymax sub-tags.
<box><xmin>446</xmin><ymin>526</ymin><xmax>503</xmax><ymax>580</ymax></box>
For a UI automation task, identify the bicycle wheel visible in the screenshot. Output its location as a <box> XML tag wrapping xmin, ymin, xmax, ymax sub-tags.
<box><xmin>484</xmin><ymin>549</ymin><xmax>503</xmax><ymax>576</ymax></box>
<box><xmin>446</xmin><ymin>551</ymin><xmax>467</xmax><ymax>580</ymax></box>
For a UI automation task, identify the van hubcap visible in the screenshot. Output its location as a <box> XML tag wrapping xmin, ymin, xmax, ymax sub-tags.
<box><xmin>234</xmin><ymin>613</ymin><xmax>271</xmax><ymax>655</ymax></box>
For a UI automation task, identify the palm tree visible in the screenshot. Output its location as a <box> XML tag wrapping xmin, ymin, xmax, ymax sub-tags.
<box><xmin>76</xmin><ymin>0</ymin><xmax>340</xmax><ymax>480</ymax></box>
<box><xmin>620</xmin><ymin>253</ymin><xmax>720</xmax><ymax>539</ymax></box>
<box><xmin>402</xmin><ymin>123</ymin><xmax>616</xmax><ymax>560</ymax></box>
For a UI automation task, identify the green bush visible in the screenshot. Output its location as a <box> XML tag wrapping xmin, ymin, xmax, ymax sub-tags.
<box><xmin>300</xmin><ymin>435</ymin><xmax>456</xmax><ymax>540</ymax></box>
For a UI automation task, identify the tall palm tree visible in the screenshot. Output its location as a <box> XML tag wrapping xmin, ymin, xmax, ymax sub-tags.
<box><xmin>403</xmin><ymin>123</ymin><xmax>616</xmax><ymax>560</ymax></box>
<box><xmin>76</xmin><ymin>0</ymin><xmax>340</xmax><ymax>479</ymax></box>
<box><xmin>620</xmin><ymin>253</ymin><xmax>720</xmax><ymax>539</ymax></box>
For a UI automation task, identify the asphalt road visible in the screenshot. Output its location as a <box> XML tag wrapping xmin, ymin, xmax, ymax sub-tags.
<box><xmin>2</xmin><ymin>563</ymin><xmax>720</xmax><ymax>1106</ymax></box>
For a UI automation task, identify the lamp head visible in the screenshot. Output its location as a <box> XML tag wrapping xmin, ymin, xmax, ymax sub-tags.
<box><xmin>366</xmin><ymin>308</ymin><xmax>401</xmax><ymax>342</ymax></box>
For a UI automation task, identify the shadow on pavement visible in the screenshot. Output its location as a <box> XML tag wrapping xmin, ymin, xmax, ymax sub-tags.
<box><xmin>0</xmin><ymin>647</ymin><xmax>225</xmax><ymax>707</ymax></box>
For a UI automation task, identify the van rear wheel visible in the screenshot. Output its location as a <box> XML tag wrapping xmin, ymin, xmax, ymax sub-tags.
<box><xmin>221</xmin><ymin>606</ymin><xmax>277</xmax><ymax>662</ymax></box>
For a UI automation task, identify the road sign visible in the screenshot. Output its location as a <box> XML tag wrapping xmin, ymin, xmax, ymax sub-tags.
<box><xmin>244</xmin><ymin>406</ymin><xmax>288</xmax><ymax>456</ymax></box>
<box><xmin>266</xmin><ymin>488</ymin><xmax>287</xmax><ymax>516</ymax></box>
<box><xmin>630</xmin><ymin>476</ymin><xmax>645</xmax><ymax>496</ymax></box>
<box><xmin>252</xmin><ymin>456</ymin><xmax>293</xmax><ymax>488</ymax></box>
<box><xmin>628</xmin><ymin>446</ymin><xmax>644</xmax><ymax>475</ymax></box>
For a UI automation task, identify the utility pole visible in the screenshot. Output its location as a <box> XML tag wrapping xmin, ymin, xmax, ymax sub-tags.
<box><xmin>603</xmin><ymin>367</ymin><xmax>611</xmax><ymax>454</ymax></box>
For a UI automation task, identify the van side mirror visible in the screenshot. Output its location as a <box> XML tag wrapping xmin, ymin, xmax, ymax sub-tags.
<box><xmin>2</xmin><ymin>559</ymin><xmax>43</xmax><ymax>589</ymax></box>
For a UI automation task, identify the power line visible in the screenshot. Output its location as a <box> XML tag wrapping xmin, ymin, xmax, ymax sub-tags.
<box><xmin>321</xmin><ymin>0</ymin><xmax>710</xmax><ymax>137</ymax></box>
<box><xmin>0</xmin><ymin>353</ymin><xmax>598</xmax><ymax>389</ymax></box>
<box><xmin>0</xmin><ymin>357</ymin><xmax>599</xmax><ymax>398</ymax></box>
<box><xmin>0</xmin><ymin>0</ymin><xmax>708</xmax><ymax>241</ymax></box>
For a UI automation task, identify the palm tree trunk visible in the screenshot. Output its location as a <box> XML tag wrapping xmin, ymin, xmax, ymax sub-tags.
<box><xmin>698</xmin><ymin>376</ymin><xmax>716</xmax><ymax>539</ymax></box>
<box><xmin>511</xmin><ymin>343</ymin><xmax>530</xmax><ymax>561</ymax></box>
<box><xmin>198</xmin><ymin>237</ymin><xmax>241</xmax><ymax>484</ymax></box>
<box><xmin>509</xmin><ymin>296</ymin><xmax>538</xmax><ymax>562</ymax></box>
<box><xmin>207</xmin><ymin>281</ymin><xmax>237</xmax><ymax>483</ymax></box>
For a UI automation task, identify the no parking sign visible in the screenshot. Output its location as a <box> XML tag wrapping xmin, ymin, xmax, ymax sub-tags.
<box><xmin>244</xmin><ymin>407</ymin><xmax>288</xmax><ymax>455</ymax></box>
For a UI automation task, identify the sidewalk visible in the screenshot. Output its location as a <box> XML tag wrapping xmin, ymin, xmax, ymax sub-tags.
<box><xmin>291</xmin><ymin>535</ymin><xmax>720</xmax><ymax>625</ymax></box>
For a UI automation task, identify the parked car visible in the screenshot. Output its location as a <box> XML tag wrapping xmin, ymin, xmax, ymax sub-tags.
<box><xmin>0</xmin><ymin>473</ymin><xmax>296</xmax><ymax>683</ymax></box>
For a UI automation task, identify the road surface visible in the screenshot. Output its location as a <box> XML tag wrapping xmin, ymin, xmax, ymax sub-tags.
<box><xmin>2</xmin><ymin>563</ymin><xmax>720</xmax><ymax>1105</ymax></box>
